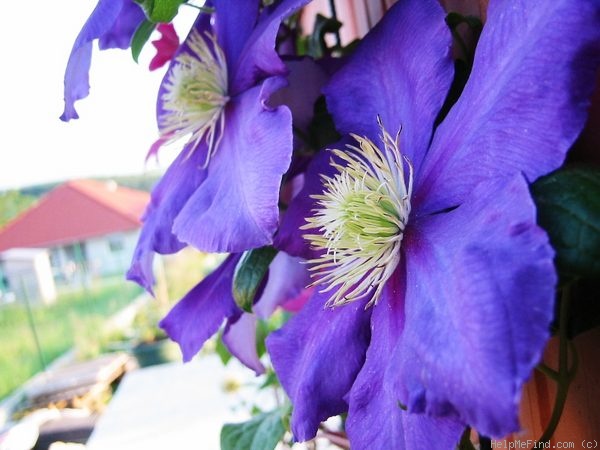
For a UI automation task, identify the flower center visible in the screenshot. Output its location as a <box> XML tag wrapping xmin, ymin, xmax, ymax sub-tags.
<box><xmin>159</xmin><ymin>29</ymin><xmax>229</xmax><ymax>167</ymax></box>
<box><xmin>303</xmin><ymin>120</ymin><xmax>413</xmax><ymax>307</ymax></box>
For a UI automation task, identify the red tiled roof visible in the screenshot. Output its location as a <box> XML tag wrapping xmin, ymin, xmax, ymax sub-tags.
<box><xmin>0</xmin><ymin>180</ymin><xmax>150</xmax><ymax>251</ymax></box>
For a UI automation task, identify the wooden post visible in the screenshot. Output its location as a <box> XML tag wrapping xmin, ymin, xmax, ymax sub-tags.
<box><xmin>21</xmin><ymin>275</ymin><xmax>47</xmax><ymax>372</ymax></box>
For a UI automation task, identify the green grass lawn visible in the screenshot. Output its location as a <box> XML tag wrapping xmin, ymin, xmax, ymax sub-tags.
<box><xmin>0</xmin><ymin>277</ymin><xmax>142</xmax><ymax>400</ymax></box>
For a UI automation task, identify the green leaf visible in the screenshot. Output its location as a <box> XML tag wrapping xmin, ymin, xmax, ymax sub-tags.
<box><xmin>232</xmin><ymin>247</ymin><xmax>277</xmax><ymax>313</ymax></box>
<box><xmin>258</xmin><ymin>369</ymin><xmax>279</xmax><ymax>390</ymax></box>
<box><xmin>131</xmin><ymin>19</ymin><xmax>156</xmax><ymax>63</ymax></box>
<box><xmin>135</xmin><ymin>0</ymin><xmax>184</xmax><ymax>23</ymax></box>
<box><xmin>307</xmin><ymin>14</ymin><xmax>342</xmax><ymax>58</ymax></box>
<box><xmin>531</xmin><ymin>167</ymin><xmax>600</xmax><ymax>281</ymax></box>
<box><xmin>255</xmin><ymin>318</ymin><xmax>269</xmax><ymax>358</ymax></box>
<box><xmin>0</xmin><ymin>190</ymin><xmax>36</xmax><ymax>228</ymax></box>
<box><xmin>265</xmin><ymin>309</ymin><xmax>291</xmax><ymax>332</ymax></box>
<box><xmin>220</xmin><ymin>406</ymin><xmax>288</xmax><ymax>450</ymax></box>
<box><xmin>215</xmin><ymin>331</ymin><xmax>232</xmax><ymax>365</ymax></box>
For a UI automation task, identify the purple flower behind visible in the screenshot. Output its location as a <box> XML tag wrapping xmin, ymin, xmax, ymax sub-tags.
<box><xmin>61</xmin><ymin>0</ymin><xmax>144</xmax><ymax>121</ymax></box>
<box><xmin>159</xmin><ymin>251</ymin><xmax>310</xmax><ymax>374</ymax></box>
<box><xmin>159</xmin><ymin>253</ymin><xmax>266</xmax><ymax>375</ymax></box>
<box><xmin>159</xmin><ymin>254</ymin><xmax>241</xmax><ymax>363</ymax></box>
<box><xmin>267</xmin><ymin>0</ymin><xmax>600</xmax><ymax>448</ymax></box>
<box><xmin>128</xmin><ymin>0</ymin><xmax>310</xmax><ymax>292</ymax></box>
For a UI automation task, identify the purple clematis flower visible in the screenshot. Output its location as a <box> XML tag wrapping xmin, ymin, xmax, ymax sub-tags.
<box><xmin>268</xmin><ymin>0</ymin><xmax>600</xmax><ymax>448</ymax></box>
<box><xmin>128</xmin><ymin>0</ymin><xmax>309</xmax><ymax>292</ymax></box>
<box><xmin>159</xmin><ymin>251</ymin><xmax>310</xmax><ymax>374</ymax></box>
<box><xmin>61</xmin><ymin>0</ymin><xmax>145</xmax><ymax>121</ymax></box>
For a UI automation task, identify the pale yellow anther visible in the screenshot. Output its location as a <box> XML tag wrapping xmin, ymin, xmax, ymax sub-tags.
<box><xmin>303</xmin><ymin>119</ymin><xmax>412</xmax><ymax>308</ymax></box>
<box><xmin>159</xmin><ymin>29</ymin><xmax>229</xmax><ymax>167</ymax></box>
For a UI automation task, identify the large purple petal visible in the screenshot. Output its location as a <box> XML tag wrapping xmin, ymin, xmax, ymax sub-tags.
<box><xmin>253</xmin><ymin>252</ymin><xmax>310</xmax><ymax>319</ymax></box>
<box><xmin>159</xmin><ymin>254</ymin><xmax>242</xmax><ymax>362</ymax></box>
<box><xmin>347</xmin><ymin>274</ymin><xmax>463</xmax><ymax>450</ymax></box>
<box><xmin>127</xmin><ymin>146</ymin><xmax>207</xmax><ymax>292</ymax></box>
<box><xmin>172</xmin><ymin>77</ymin><xmax>292</xmax><ymax>253</ymax></box>
<box><xmin>416</xmin><ymin>0</ymin><xmax>600</xmax><ymax>213</ymax></box>
<box><xmin>61</xmin><ymin>0</ymin><xmax>124</xmax><ymax>121</ymax></box>
<box><xmin>322</xmin><ymin>0</ymin><xmax>453</xmax><ymax>172</ymax></box>
<box><xmin>213</xmin><ymin>0</ymin><xmax>258</xmax><ymax>80</ymax></box>
<box><xmin>222</xmin><ymin>312</ymin><xmax>265</xmax><ymax>375</ymax></box>
<box><xmin>231</xmin><ymin>0</ymin><xmax>310</xmax><ymax>94</ymax></box>
<box><xmin>395</xmin><ymin>174</ymin><xmax>555</xmax><ymax>437</ymax></box>
<box><xmin>98</xmin><ymin>0</ymin><xmax>144</xmax><ymax>50</ymax></box>
<box><xmin>266</xmin><ymin>290</ymin><xmax>371</xmax><ymax>441</ymax></box>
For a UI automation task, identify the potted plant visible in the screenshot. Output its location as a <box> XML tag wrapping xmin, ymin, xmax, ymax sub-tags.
<box><xmin>128</xmin><ymin>300</ymin><xmax>180</xmax><ymax>368</ymax></box>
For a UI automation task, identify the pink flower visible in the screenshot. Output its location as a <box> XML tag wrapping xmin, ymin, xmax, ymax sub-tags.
<box><xmin>149</xmin><ymin>23</ymin><xmax>179</xmax><ymax>71</ymax></box>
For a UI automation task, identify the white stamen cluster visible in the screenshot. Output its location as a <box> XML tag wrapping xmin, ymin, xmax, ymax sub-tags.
<box><xmin>303</xmin><ymin>120</ymin><xmax>413</xmax><ymax>308</ymax></box>
<box><xmin>160</xmin><ymin>29</ymin><xmax>229</xmax><ymax>167</ymax></box>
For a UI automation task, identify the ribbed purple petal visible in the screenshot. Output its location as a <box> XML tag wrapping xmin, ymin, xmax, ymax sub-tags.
<box><xmin>231</xmin><ymin>0</ymin><xmax>310</xmax><ymax>94</ymax></box>
<box><xmin>159</xmin><ymin>254</ymin><xmax>241</xmax><ymax>362</ymax></box>
<box><xmin>172</xmin><ymin>77</ymin><xmax>292</xmax><ymax>252</ymax></box>
<box><xmin>254</xmin><ymin>252</ymin><xmax>310</xmax><ymax>319</ymax></box>
<box><xmin>347</xmin><ymin>274</ymin><xmax>463</xmax><ymax>450</ymax></box>
<box><xmin>416</xmin><ymin>0</ymin><xmax>600</xmax><ymax>213</ymax></box>
<box><xmin>322</xmin><ymin>0</ymin><xmax>453</xmax><ymax>171</ymax></box>
<box><xmin>127</xmin><ymin>146</ymin><xmax>207</xmax><ymax>292</ymax></box>
<box><xmin>61</xmin><ymin>0</ymin><xmax>124</xmax><ymax>121</ymax></box>
<box><xmin>98</xmin><ymin>0</ymin><xmax>144</xmax><ymax>50</ymax></box>
<box><xmin>396</xmin><ymin>175</ymin><xmax>555</xmax><ymax>437</ymax></box>
<box><xmin>214</xmin><ymin>0</ymin><xmax>259</xmax><ymax>81</ymax></box>
<box><xmin>223</xmin><ymin>312</ymin><xmax>265</xmax><ymax>375</ymax></box>
<box><xmin>267</xmin><ymin>290</ymin><xmax>371</xmax><ymax>441</ymax></box>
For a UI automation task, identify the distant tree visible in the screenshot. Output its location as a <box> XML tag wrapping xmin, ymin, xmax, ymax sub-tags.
<box><xmin>20</xmin><ymin>182</ymin><xmax>59</xmax><ymax>198</ymax></box>
<box><xmin>106</xmin><ymin>172</ymin><xmax>162</xmax><ymax>192</ymax></box>
<box><xmin>0</xmin><ymin>191</ymin><xmax>37</xmax><ymax>228</ymax></box>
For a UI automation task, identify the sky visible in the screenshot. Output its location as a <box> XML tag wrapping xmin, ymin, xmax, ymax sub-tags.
<box><xmin>0</xmin><ymin>0</ymin><xmax>196</xmax><ymax>191</ymax></box>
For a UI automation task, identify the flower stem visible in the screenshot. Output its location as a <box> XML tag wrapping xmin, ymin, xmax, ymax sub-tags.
<box><xmin>536</xmin><ymin>362</ymin><xmax>559</xmax><ymax>381</ymax></box>
<box><xmin>567</xmin><ymin>340</ymin><xmax>579</xmax><ymax>382</ymax></box>
<box><xmin>183</xmin><ymin>2</ymin><xmax>214</xmax><ymax>13</ymax></box>
<box><xmin>328</xmin><ymin>0</ymin><xmax>342</xmax><ymax>48</ymax></box>
<box><xmin>536</xmin><ymin>287</ymin><xmax>574</xmax><ymax>445</ymax></box>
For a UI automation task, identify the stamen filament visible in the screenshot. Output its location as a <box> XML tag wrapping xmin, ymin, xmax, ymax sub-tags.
<box><xmin>303</xmin><ymin>120</ymin><xmax>412</xmax><ymax>307</ymax></box>
<box><xmin>159</xmin><ymin>29</ymin><xmax>229</xmax><ymax>167</ymax></box>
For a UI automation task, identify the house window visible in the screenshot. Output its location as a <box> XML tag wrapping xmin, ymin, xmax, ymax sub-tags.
<box><xmin>108</xmin><ymin>237</ymin><xmax>124</xmax><ymax>253</ymax></box>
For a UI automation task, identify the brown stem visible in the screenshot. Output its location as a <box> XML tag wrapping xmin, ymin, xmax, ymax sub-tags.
<box><xmin>536</xmin><ymin>287</ymin><xmax>574</xmax><ymax>445</ymax></box>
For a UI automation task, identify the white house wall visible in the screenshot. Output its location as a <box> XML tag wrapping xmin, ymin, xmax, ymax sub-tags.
<box><xmin>0</xmin><ymin>248</ymin><xmax>57</xmax><ymax>305</ymax></box>
<box><xmin>84</xmin><ymin>230</ymin><xmax>139</xmax><ymax>277</ymax></box>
